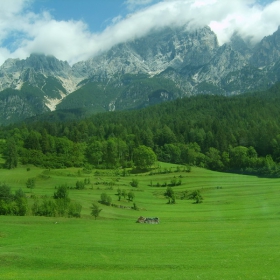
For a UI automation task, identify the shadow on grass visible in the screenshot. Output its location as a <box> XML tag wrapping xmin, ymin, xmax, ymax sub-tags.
<box><xmin>130</xmin><ymin>167</ymin><xmax>150</xmax><ymax>174</ymax></box>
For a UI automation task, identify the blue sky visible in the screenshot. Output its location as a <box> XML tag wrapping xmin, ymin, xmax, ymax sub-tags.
<box><xmin>31</xmin><ymin>0</ymin><xmax>130</xmax><ymax>32</ymax></box>
<box><xmin>0</xmin><ymin>0</ymin><xmax>279</xmax><ymax>66</ymax></box>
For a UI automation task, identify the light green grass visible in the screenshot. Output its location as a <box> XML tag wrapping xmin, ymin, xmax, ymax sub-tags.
<box><xmin>1</xmin><ymin>164</ymin><xmax>280</xmax><ymax>279</ymax></box>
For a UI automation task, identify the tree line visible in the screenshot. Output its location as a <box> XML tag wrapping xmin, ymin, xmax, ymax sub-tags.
<box><xmin>2</xmin><ymin>83</ymin><xmax>280</xmax><ymax>176</ymax></box>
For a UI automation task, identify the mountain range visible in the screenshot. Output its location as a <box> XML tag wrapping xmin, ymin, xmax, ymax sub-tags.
<box><xmin>0</xmin><ymin>24</ymin><xmax>280</xmax><ymax>125</ymax></box>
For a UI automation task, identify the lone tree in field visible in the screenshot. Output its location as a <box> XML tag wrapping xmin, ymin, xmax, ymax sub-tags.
<box><xmin>133</xmin><ymin>145</ymin><xmax>157</xmax><ymax>170</ymax></box>
<box><xmin>91</xmin><ymin>203</ymin><xmax>102</xmax><ymax>219</ymax></box>
<box><xmin>164</xmin><ymin>186</ymin><xmax>176</xmax><ymax>204</ymax></box>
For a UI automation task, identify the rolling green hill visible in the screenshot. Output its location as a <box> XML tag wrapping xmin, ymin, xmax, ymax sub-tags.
<box><xmin>0</xmin><ymin>164</ymin><xmax>279</xmax><ymax>279</ymax></box>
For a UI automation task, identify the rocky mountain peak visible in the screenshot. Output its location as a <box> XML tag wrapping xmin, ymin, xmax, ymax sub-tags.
<box><xmin>1</xmin><ymin>25</ymin><xmax>280</xmax><ymax>124</ymax></box>
<box><xmin>72</xmin><ymin>25</ymin><xmax>219</xmax><ymax>81</ymax></box>
<box><xmin>22</xmin><ymin>54</ymin><xmax>72</xmax><ymax>77</ymax></box>
<box><xmin>0</xmin><ymin>53</ymin><xmax>82</xmax><ymax>95</ymax></box>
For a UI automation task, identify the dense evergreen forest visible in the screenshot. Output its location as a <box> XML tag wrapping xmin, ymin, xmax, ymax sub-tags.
<box><xmin>2</xmin><ymin>83</ymin><xmax>280</xmax><ymax>177</ymax></box>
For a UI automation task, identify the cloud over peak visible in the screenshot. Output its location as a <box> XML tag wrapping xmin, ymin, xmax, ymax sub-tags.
<box><xmin>0</xmin><ymin>0</ymin><xmax>280</xmax><ymax>66</ymax></box>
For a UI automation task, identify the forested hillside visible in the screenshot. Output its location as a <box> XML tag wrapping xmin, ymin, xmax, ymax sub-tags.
<box><xmin>2</xmin><ymin>83</ymin><xmax>280</xmax><ymax>177</ymax></box>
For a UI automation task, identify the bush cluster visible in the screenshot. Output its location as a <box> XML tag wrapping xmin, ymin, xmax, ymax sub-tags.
<box><xmin>0</xmin><ymin>184</ymin><xmax>28</xmax><ymax>216</ymax></box>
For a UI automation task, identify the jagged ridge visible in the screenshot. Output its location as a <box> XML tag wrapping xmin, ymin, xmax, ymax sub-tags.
<box><xmin>0</xmin><ymin>25</ymin><xmax>280</xmax><ymax>125</ymax></box>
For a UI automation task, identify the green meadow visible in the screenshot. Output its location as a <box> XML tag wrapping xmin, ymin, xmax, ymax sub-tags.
<box><xmin>1</xmin><ymin>163</ymin><xmax>280</xmax><ymax>279</ymax></box>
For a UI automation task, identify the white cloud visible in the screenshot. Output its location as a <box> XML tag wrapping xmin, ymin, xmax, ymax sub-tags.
<box><xmin>0</xmin><ymin>48</ymin><xmax>13</xmax><ymax>65</ymax></box>
<box><xmin>13</xmin><ymin>19</ymin><xmax>94</xmax><ymax>65</ymax></box>
<box><xmin>208</xmin><ymin>0</ymin><xmax>280</xmax><ymax>44</ymax></box>
<box><xmin>0</xmin><ymin>0</ymin><xmax>280</xmax><ymax>66</ymax></box>
<box><xmin>0</xmin><ymin>0</ymin><xmax>31</xmax><ymax>43</ymax></box>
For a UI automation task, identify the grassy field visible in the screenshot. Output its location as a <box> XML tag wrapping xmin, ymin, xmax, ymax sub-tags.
<box><xmin>1</xmin><ymin>163</ymin><xmax>280</xmax><ymax>279</ymax></box>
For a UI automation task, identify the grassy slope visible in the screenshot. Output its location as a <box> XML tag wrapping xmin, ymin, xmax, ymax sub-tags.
<box><xmin>0</xmin><ymin>163</ymin><xmax>280</xmax><ymax>279</ymax></box>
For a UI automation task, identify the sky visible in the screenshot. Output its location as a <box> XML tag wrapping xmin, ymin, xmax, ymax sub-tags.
<box><xmin>0</xmin><ymin>0</ymin><xmax>279</xmax><ymax>66</ymax></box>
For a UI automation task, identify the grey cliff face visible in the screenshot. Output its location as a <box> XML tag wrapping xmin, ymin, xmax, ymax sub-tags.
<box><xmin>228</xmin><ymin>33</ymin><xmax>253</xmax><ymax>59</ymax></box>
<box><xmin>196</xmin><ymin>44</ymin><xmax>247</xmax><ymax>85</ymax></box>
<box><xmin>72</xmin><ymin>26</ymin><xmax>219</xmax><ymax>79</ymax></box>
<box><xmin>250</xmin><ymin>27</ymin><xmax>280</xmax><ymax>67</ymax></box>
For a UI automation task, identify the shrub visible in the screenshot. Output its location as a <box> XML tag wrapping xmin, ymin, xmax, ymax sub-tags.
<box><xmin>76</xmin><ymin>180</ymin><xmax>85</xmax><ymax>190</ymax></box>
<box><xmin>100</xmin><ymin>193</ymin><xmax>112</xmax><ymax>206</ymax></box>
<box><xmin>130</xmin><ymin>179</ymin><xmax>138</xmax><ymax>188</ymax></box>
<box><xmin>188</xmin><ymin>190</ymin><xmax>203</xmax><ymax>204</ymax></box>
<box><xmin>68</xmin><ymin>201</ymin><xmax>82</xmax><ymax>218</ymax></box>
<box><xmin>127</xmin><ymin>191</ymin><xmax>135</xmax><ymax>201</ymax></box>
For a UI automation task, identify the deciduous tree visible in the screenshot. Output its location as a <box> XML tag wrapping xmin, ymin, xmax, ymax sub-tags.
<box><xmin>91</xmin><ymin>203</ymin><xmax>102</xmax><ymax>220</ymax></box>
<box><xmin>164</xmin><ymin>186</ymin><xmax>176</xmax><ymax>204</ymax></box>
<box><xmin>133</xmin><ymin>145</ymin><xmax>157</xmax><ymax>170</ymax></box>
